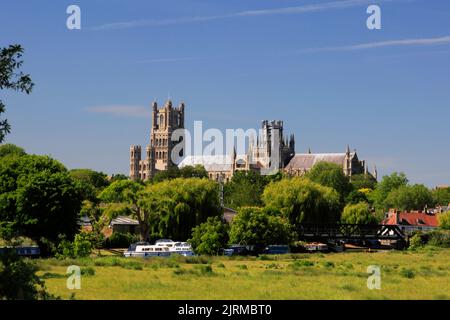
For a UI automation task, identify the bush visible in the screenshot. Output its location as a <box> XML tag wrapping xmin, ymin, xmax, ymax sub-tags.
<box><xmin>409</xmin><ymin>233</ymin><xmax>425</xmax><ymax>249</ymax></box>
<box><xmin>400</xmin><ymin>268</ymin><xmax>415</xmax><ymax>278</ymax></box>
<box><xmin>104</xmin><ymin>232</ymin><xmax>139</xmax><ymax>249</ymax></box>
<box><xmin>409</xmin><ymin>230</ymin><xmax>450</xmax><ymax>249</ymax></box>
<box><xmin>55</xmin><ymin>233</ymin><xmax>93</xmax><ymax>259</ymax></box>
<box><xmin>188</xmin><ymin>217</ymin><xmax>229</xmax><ymax>255</ymax></box>
<box><xmin>80</xmin><ymin>267</ymin><xmax>95</xmax><ymax>276</ymax></box>
<box><xmin>0</xmin><ymin>249</ymin><xmax>54</xmax><ymax>299</ymax></box>
<box><xmin>428</xmin><ymin>230</ymin><xmax>450</xmax><ymax>248</ymax></box>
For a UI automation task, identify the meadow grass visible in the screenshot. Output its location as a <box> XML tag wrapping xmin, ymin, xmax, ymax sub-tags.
<box><xmin>36</xmin><ymin>248</ymin><xmax>450</xmax><ymax>300</ymax></box>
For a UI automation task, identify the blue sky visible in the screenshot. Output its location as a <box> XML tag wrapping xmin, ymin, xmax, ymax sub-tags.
<box><xmin>1</xmin><ymin>0</ymin><xmax>449</xmax><ymax>186</ymax></box>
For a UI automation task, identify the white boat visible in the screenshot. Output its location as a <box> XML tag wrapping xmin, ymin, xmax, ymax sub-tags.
<box><xmin>124</xmin><ymin>240</ymin><xmax>195</xmax><ymax>257</ymax></box>
<box><xmin>124</xmin><ymin>242</ymin><xmax>171</xmax><ymax>257</ymax></box>
<box><xmin>155</xmin><ymin>239</ymin><xmax>195</xmax><ymax>256</ymax></box>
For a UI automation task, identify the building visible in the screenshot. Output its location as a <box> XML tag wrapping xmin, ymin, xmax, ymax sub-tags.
<box><xmin>248</xmin><ymin>120</ymin><xmax>295</xmax><ymax>169</ymax></box>
<box><xmin>284</xmin><ymin>145</ymin><xmax>376</xmax><ymax>179</ymax></box>
<box><xmin>130</xmin><ymin>99</ymin><xmax>373</xmax><ymax>182</ymax></box>
<box><xmin>382</xmin><ymin>209</ymin><xmax>439</xmax><ymax>235</ymax></box>
<box><xmin>177</xmin><ymin>120</ymin><xmax>295</xmax><ymax>182</ymax></box>
<box><xmin>130</xmin><ymin>100</ymin><xmax>185</xmax><ymax>181</ymax></box>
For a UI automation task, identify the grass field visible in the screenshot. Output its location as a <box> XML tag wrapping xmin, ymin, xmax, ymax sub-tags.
<box><xmin>35</xmin><ymin>248</ymin><xmax>450</xmax><ymax>300</ymax></box>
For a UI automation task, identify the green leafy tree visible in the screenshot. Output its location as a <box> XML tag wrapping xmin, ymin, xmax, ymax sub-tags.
<box><xmin>432</xmin><ymin>186</ymin><xmax>450</xmax><ymax>206</ymax></box>
<box><xmin>70</xmin><ymin>169</ymin><xmax>109</xmax><ymax>190</ymax></box>
<box><xmin>306</xmin><ymin>161</ymin><xmax>352</xmax><ymax>203</ymax></box>
<box><xmin>99</xmin><ymin>179</ymin><xmax>146</xmax><ymax>239</ymax></box>
<box><xmin>0</xmin><ymin>45</ymin><xmax>34</xmax><ymax>142</ymax></box>
<box><xmin>0</xmin><ymin>250</ymin><xmax>52</xmax><ymax>299</ymax></box>
<box><xmin>189</xmin><ymin>216</ymin><xmax>229</xmax><ymax>255</ymax></box>
<box><xmin>140</xmin><ymin>178</ymin><xmax>222</xmax><ymax>241</ymax></box>
<box><xmin>110</xmin><ymin>173</ymin><xmax>128</xmax><ymax>182</ymax></box>
<box><xmin>100</xmin><ymin>178</ymin><xmax>221</xmax><ymax>241</ymax></box>
<box><xmin>438</xmin><ymin>211</ymin><xmax>450</xmax><ymax>230</ymax></box>
<box><xmin>0</xmin><ymin>155</ymin><xmax>83</xmax><ymax>255</ymax></box>
<box><xmin>223</xmin><ymin>170</ymin><xmax>275</xmax><ymax>208</ymax></box>
<box><xmin>0</xmin><ymin>143</ymin><xmax>26</xmax><ymax>158</ymax></box>
<box><xmin>69</xmin><ymin>168</ymin><xmax>109</xmax><ymax>202</ymax></box>
<box><xmin>345</xmin><ymin>189</ymin><xmax>369</xmax><ymax>205</ymax></box>
<box><xmin>350</xmin><ymin>173</ymin><xmax>377</xmax><ymax>190</ymax></box>
<box><xmin>229</xmin><ymin>207</ymin><xmax>295</xmax><ymax>250</ymax></box>
<box><xmin>341</xmin><ymin>202</ymin><xmax>378</xmax><ymax>225</ymax></box>
<box><xmin>384</xmin><ymin>184</ymin><xmax>434</xmax><ymax>211</ymax></box>
<box><xmin>262</xmin><ymin>177</ymin><xmax>341</xmax><ymax>226</ymax></box>
<box><xmin>369</xmin><ymin>172</ymin><xmax>408</xmax><ymax>209</ymax></box>
<box><xmin>153</xmin><ymin>165</ymin><xmax>208</xmax><ymax>182</ymax></box>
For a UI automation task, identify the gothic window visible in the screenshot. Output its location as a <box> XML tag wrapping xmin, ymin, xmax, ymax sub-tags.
<box><xmin>159</xmin><ymin>114</ymin><xmax>164</xmax><ymax>127</ymax></box>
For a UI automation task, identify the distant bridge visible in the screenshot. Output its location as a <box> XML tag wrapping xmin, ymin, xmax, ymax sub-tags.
<box><xmin>297</xmin><ymin>224</ymin><xmax>407</xmax><ymax>247</ymax></box>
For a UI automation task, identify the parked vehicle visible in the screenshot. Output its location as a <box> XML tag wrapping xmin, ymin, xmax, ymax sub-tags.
<box><xmin>304</xmin><ymin>242</ymin><xmax>328</xmax><ymax>252</ymax></box>
<box><xmin>262</xmin><ymin>245</ymin><xmax>290</xmax><ymax>254</ymax></box>
<box><xmin>0</xmin><ymin>246</ymin><xmax>40</xmax><ymax>257</ymax></box>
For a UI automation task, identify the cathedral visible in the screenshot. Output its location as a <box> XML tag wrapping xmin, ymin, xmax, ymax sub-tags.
<box><xmin>130</xmin><ymin>100</ymin><xmax>184</xmax><ymax>181</ymax></box>
<box><xmin>129</xmin><ymin>100</ymin><xmax>376</xmax><ymax>182</ymax></box>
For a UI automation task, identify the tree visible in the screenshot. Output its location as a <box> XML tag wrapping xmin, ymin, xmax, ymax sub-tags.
<box><xmin>350</xmin><ymin>173</ymin><xmax>377</xmax><ymax>190</ymax></box>
<box><xmin>345</xmin><ymin>189</ymin><xmax>369</xmax><ymax>205</ymax></box>
<box><xmin>262</xmin><ymin>177</ymin><xmax>341</xmax><ymax>226</ymax></box>
<box><xmin>223</xmin><ymin>170</ymin><xmax>276</xmax><ymax>208</ymax></box>
<box><xmin>384</xmin><ymin>184</ymin><xmax>434</xmax><ymax>211</ymax></box>
<box><xmin>438</xmin><ymin>211</ymin><xmax>450</xmax><ymax>230</ymax></box>
<box><xmin>432</xmin><ymin>186</ymin><xmax>450</xmax><ymax>206</ymax></box>
<box><xmin>70</xmin><ymin>168</ymin><xmax>109</xmax><ymax>190</ymax></box>
<box><xmin>0</xmin><ymin>143</ymin><xmax>26</xmax><ymax>158</ymax></box>
<box><xmin>0</xmin><ymin>249</ymin><xmax>53</xmax><ymax>300</ymax></box>
<box><xmin>341</xmin><ymin>202</ymin><xmax>378</xmax><ymax>225</ymax></box>
<box><xmin>229</xmin><ymin>207</ymin><xmax>295</xmax><ymax>250</ymax></box>
<box><xmin>189</xmin><ymin>217</ymin><xmax>229</xmax><ymax>255</ymax></box>
<box><xmin>69</xmin><ymin>168</ymin><xmax>109</xmax><ymax>201</ymax></box>
<box><xmin>0</xmin><ymin>155</ymin><xmax>83</xmax><ymax>255</ymax></box>
<box><xmin>110</xmin><ymin>173</ymin><xmax>128</xmax><ymax>182</ymax></box>
<box><xmin>99</xmin><ymin>179</ymin><xmax>146</xmax><ymax>239</ymax></box>
<box><xmin>369</xmin><ymin>172</ymin><xmax>408</xmax><ymax>209</ymax></box>
<box><xmin>306</xmin><ymin>161</ymin><xmax>352</xmax><ymax>203</ymax></box>
<box><xmin>100</xmin><ymin>178</ymin><xmax>222</xmax><ymax>241</ymax></box>
<box><xmin>0</xmin><ymin>45</ymin><xmax>34</xmax><ymax>142</ymax></box>
<box><xmin>140</xmin><ymin>178</ymin><xmax>222</xmax><ymax>241</ymax></box>
<box><xmin>153</xmin><ymin>165</ymin><xmax>208</xmax><ymax>182</ymax></box>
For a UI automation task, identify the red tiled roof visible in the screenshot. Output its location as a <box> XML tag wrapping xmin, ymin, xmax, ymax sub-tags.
<box><xmin>382</xmin><ymin>211</ymin><xmax>438</xmax><ymax>227</ymax></box>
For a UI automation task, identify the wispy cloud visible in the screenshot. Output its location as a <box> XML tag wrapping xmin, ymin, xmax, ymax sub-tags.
<box><xmin>300</xmin><ymin>35</ymin><xmax>450</xmax><ymax>52</ymax></box>
<box><xmin>86</xmin><ymin>105</ymin><xmax>149</xmax><ymax>117</ymax></box>
<box><xmin>91</xmin><ymin>0</ymin><xmax>378</xmax><ymax>30</ymax></box>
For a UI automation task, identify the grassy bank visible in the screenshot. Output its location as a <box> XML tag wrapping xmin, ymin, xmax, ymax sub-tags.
<box><xmin>36</xmin><ymin>248</ymin><xmax>450</xmax><ymax>300</ymax></box>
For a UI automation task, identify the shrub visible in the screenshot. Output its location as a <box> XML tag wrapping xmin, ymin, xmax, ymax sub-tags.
<box><xmin>322</xmin><ymin>261</ymin><xmax>335</xmax><ymax>268</ymax></box>
<box><xmin>55</xmin><ymin>233</ymin><xmax>93</xmax><ymax>258</ymax></box>
<box><xmin>188</xmin><ymin>216</ymin><xmax>229</xmax><ymax>255</ymax></box>
<box><xmin>104</xmin><ymin>232</ymin><xmax>139</xmax><ymax>249</ymax></box>
<box><xmin>409</xmin><ymin>233</ymin><xmax>425</xmax><ymax>249</ymax></box>
<box><xmin>199</xmin><ymin>265</ymin><xmax>214</xmax><ymax>275</ymax></box>
<box><xmin>400</xmin><ymin>268</ymin><xmax>415</xmax><ymax>278</ymax></box>
<box><xmin>80</xmin><ymin>267</ymin><xmax>95</xmax><ymax>276</ymax></box>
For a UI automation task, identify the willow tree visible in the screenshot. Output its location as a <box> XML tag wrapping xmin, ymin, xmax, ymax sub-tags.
<box><xmin>262</xmin><ymin>177</ymin><xmax>341</xmax><ymax>226</ymax></box>
<box><xmin>100</xmin><ymin>178</ymin><xmax>221</xmax><ymax>242</ymax></box>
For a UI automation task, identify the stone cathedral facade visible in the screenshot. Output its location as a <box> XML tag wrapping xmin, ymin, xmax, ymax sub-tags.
<box><xmin>130</xmin><ymin>99</ymin><xmax>375</xmax><ymax>182</ymax></box>
<box><xmin>130</xmin><ymin>100</ymin><xmax>184</xmax><ymax>181</ymax></box>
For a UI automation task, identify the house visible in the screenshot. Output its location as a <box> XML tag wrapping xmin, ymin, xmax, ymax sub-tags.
<box><xmin>382</xmin><ymin>209</ymin><xmax>439</xmax><ymax>235</ymax></box>
<box><xmin>109</xmin><ymin>216</ymin><xmax>140</xmax><ymax>235</ymax></box>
